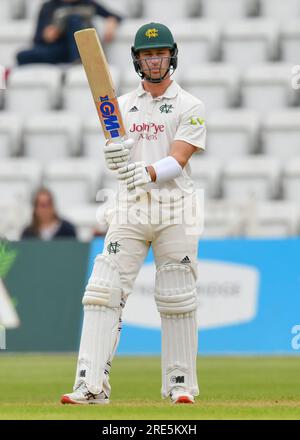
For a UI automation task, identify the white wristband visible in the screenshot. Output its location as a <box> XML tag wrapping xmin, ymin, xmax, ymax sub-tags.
<box><xmin>152</xmin><ymin>156</ymin><xmax>182</xmax><ymax>183</ymax></box>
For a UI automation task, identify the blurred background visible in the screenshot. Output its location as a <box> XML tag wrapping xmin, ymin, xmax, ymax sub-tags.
<box><xmin>0</xmin><ymin>0</ymin><xmax>300</xmax><ymax>355</ymax></box>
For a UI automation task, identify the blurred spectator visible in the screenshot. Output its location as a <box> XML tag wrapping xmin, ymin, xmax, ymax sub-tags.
<box><xmin>17</xmin><ymin>0</ymin><xmax>122</xmax><ymax>65</ymax></box>
<box><xmin>22</xmin><ymin>188</ymin><xmax>76</xmax><ymax>240</ymax></box>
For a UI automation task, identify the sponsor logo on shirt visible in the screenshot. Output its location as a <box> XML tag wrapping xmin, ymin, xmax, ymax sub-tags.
<box><xmin>181</xmin><ymin>256</ymin><xmax>191</xmax><ymax>264</ymax></box>
<box><xmin>129</xmin><ymin>106</ymin><xmax>139</xmax><ymax>112</ymax></box>
<box><xmin>129</xmin><ymin>122</ymin><xmax>165</xmax><ymax>141</ymax></box>
<box><xmin>190</xmin><ymin>117</ymin><xmax>205</xmax><ymax>126</ymax></box>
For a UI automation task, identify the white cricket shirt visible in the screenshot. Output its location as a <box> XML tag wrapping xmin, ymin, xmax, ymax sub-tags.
<box><xmin>118</xmin><ymin>80</ymin><xmax>206</xmax><ymax>196</ymax></box>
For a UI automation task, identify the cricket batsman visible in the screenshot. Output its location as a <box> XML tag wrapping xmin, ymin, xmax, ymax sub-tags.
<box><xmin>61</xmin><ymin>22</ymin><xmax>206</xmax><ymax>405</ymax></box>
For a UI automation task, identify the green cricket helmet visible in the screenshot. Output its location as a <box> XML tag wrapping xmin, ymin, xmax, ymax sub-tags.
<box><xmin>131</xmin><ymin>23</ymin><xmax>178</xmax><ymax>83</ymax></box>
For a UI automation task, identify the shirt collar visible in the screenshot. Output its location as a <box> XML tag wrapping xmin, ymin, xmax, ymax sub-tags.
<box><xmin>137</xmin><ymin>80</ymin><xmax>179</xmax><ymax>100</ymax></box>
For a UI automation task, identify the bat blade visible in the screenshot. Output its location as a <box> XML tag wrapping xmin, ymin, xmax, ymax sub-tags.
<box><xmin>74</xmin><ymin>28</ymin><xmax>126</xmax><ymax>142</ymax></box>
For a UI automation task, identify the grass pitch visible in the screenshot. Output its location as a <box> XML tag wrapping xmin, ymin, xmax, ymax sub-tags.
<box><xmin>0</xmin><ymin>354</ymin><xmax>299</xmax><ymax>420</ymax></box>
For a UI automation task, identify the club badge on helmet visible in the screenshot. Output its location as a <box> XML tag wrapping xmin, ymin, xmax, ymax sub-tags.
<box><xmin>131</xmin><ymin>23</ymin><xmax>178</xmax><ymax>83</ymax></box>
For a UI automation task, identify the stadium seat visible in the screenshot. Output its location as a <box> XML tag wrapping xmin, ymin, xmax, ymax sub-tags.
<box><xmin>24</xmin><ymin>0</ymin><xmax>44</xmax><ymax>19</ymax></box>
<box><xmin>82</xmin><ymin>115</ymin><xmax>106</xmax><ymax>160</ymax></box>
<box><xmin>244</xmin><ymin>201</ymin><xmax>299</xmax><ymax>237</ymax></box>
<box><xmin>261</xmin><ymin>111</ymin><xmax>300</xmax><ymax>160</ymax></box>
<box><xmin>241</xmin><ymin>63</ymin><xmax>297</xmax><ymax>112</ymax></box>
<box><xmin>61</xmin><ymin>203</ymin><xmax>107</xmax><ymax>241</ymax></box>
<box><xmin>23</xmin><ymin>112</ymin><xmax>82</xmax><ymax>162</ymax></box>
<box><xmin>201</xmin><ymin>0</ymin><xmax>257</xmax><ymax>20</ymax></box>
<box><xmin>0</xmin><ymin>199</ymin><xmax>31</xmax><ymax>241</ymax></box>
<box><xmin>189</xmin><ymin>156</ymin><xmax>222</xmax><ymax>198</ymax></box>
<box><xmin>283</xmin><ymin>158</ymin><xmax>300</xmax><ymax>202</ymax></box>
<box><xmin>0</xmin><ymin>113</ymin><xmax>23</xmax><ymax>157</ymax></box>
<box><xmin>63</xmin><ymin>64</ymin><xmax>120</xmax><ymax>114</ymax></box>
<box><xmin>0</xmin><ymin>20</ymin><xmax>33</xmax><ymax>67</ymax></box>
<box><xmin>0</xmin><ymin>0</ymin><xmax>15</xmax><ymax>21</ymax></box>
<box><xmin>222</xmin><ymin>19</ymin><xmax>279</xmax><ymax>68</ymax></box>
<box><xmin>259</xmin><ymin>0</ymin><xmax>300</xmax><ymax>19</ymax></box>
<box><xmin>0</xmin><ymin>0</ymin><xmax>24</xmax><ymax>20</ymax></box>
<box><xmin>126</xmin><ymin>0</ymin><xmax>143</xmax><ymax>17</ymax></box>
<box><xmin>43</xmin><ymin>159</ymin><xmax>103</xmax><ymax>209</ymax></box>
<box><xmin>100</xmin><ymin>19</ymin><xmax>145</xmax><ymax>67</ymax></box>
<box><xmin>206</xmin><ymin>110</ymin><xmax>259</xmax><ymax>159</ymax></box>
<box><xmin>24</xmin><ymin>0</ymin><xmax>141</xmax><ymax>20</ymax></box>
<box><xmin>0</xmin><ymin>63</ymin><xmax>6</xmax><ymax>88</ymax></box>
<box><xmin>0</xmin><ymin>158</ymin><xmax>42</xmax><ymax>204</ymax></box>
<box><xmin>171</xmin><ymin>20</ymin><xmax>221</xmax><ymax>70</ymax></box>
<box><xmin>181</xmin><ymin>64</ymin><xmax>240</xmax><ymax>113</ymax></box>
<box><xmin>0</xmin><ymin>64</ymin><xmax>5</xmax><ymax>110</ymax></box>
<box><xmin>63</xmin><ymin>65</ymin><xmax>94</xmax><ymax>115</ymax></box>
<box><xmin>142</xmin><ymin>0</ymin><xmax>197</xmax><ymax>20</ymax></box>
<box><xmin>202</xmin><ymin>200</ymin><xmax>244</xmax><ymax>238</ymax></box>
<box><xmin>13</xmin><ymin>0</ymin><xmax>25</xmax><ymax>19</ymax></box>
<box><xmin>223</xmin><ymin>156</ymin><xmax>281</xmax><ymax>201</ymax></box>
<box><xmin>6</xmin><ymin>65</ymin><xmax>62</xmax><ymax>113</ymax></box>
<box><xmin>98</xmin><ymin>0</ymin><xmax>138</xmax><ymax>18</ymax></box>
<box><xmin>101</xmin><ymin>169</ymin><xmax>119</xmax><ymax>192</ymax></box>
<box><xmin>0</xmin><ymin>76</ymin><xmax>4</xmax><ymax>110</ymax></box>
<box><xmin>119</xmin><ymin>69</ymin><xmax>140</xmax><ymax>96</ymax></box>
<box><xmin>280</xmin><ymin>21</ymin><xmax>300</xmax><ymax>64</ymax></box>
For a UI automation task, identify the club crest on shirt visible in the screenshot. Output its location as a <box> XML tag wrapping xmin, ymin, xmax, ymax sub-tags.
<box><xmin>159</xmin><ymin>104</ymin><xmax>174</xmax><ymax>114</ymax></box>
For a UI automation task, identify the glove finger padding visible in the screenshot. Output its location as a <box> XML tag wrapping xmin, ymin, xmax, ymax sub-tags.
<box><xmin>117</xmin><ymin>162</ymin><xmax>142</xmax><ymax>175</ymax></box>
<box><xmin>107</xmin><ymin>159</ymin><xmax>130</xmax><ymax>170</ymax></box>
<box><xmin>104</xmin><ymin>138</ymin><xmax>134</xmax><ymax>152</ymax></box>
<box><xmin>127</xmin><ymin>174</ymin><xmax>147</xmax><ymax>190</ymax></box>
<box><xmin>117</xmin><ymin>170</ymin><xmax>136</xmax><ymax>180</ymax></box>
<box><xmin>104</xmin><ymin>139</ymin><xmax>134</xmax><ymax>170</ymax></box>
<box><xmin>117</xmin><ymin>161</ymin><xmax>151</xmax><ymax>191</ymax></box>
<box><xmin>103</xmin><ymin>143</ymin><xmax>124</xmax><ymax>153</ymax></box>
<box><xmin>107</xmin><ymin>156</ymin><xmax>129</xmax><ymax>164</ymax></box>
<box><xmin>105</xmin><ymin>148</ymin><xmax>131</xmax><ymax>159</ymax></box>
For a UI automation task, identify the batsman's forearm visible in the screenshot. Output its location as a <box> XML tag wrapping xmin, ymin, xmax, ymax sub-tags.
<box><xmin>146</xmin><ymin>165</ymin><xmax>157</xmax><ymax>182</ymax></box>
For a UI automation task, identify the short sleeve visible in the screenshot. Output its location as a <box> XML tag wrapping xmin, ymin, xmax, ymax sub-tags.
<box><xmin>174</xmin><ymin>101</ymin><xmax>206</xmax><ymax>153</ymax></box>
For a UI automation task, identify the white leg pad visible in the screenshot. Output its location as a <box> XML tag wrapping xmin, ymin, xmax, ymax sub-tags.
<box><xmin>155</xmin><ymin>264</ymin><xmax>199</xmax><ymax>398</ymax></box>
<box><xmin>74</xmin><ymin>254</ymin><xmax>123</xmax><ymax>395</ymax></box>
<box><xmin>102</xmin><ymin>297</ymin><xmax>125</xmax><ymax>398</ymax></box>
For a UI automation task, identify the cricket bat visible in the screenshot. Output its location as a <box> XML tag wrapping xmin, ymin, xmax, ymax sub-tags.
<box><xmin>74</xmin><ymin>28</ymin><xmax>126</xmax><ymax>142</ymax></box>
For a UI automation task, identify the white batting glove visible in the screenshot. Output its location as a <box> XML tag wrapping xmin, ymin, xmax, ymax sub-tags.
<box><xmin>103</xmin><ymin>138</ymin><xmax>134</xmax><ymax>170</ymax></box>
<box><xmin>117</xmin><ymin>161</ymin><xmax>152</xmax><ymax>190</ymax></box>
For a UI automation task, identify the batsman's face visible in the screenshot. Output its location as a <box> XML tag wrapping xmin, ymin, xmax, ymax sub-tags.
<box><xmin>138</xmin><ymin>48</ymin><xmax>171</xmax><ymax>80</ymax></box>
